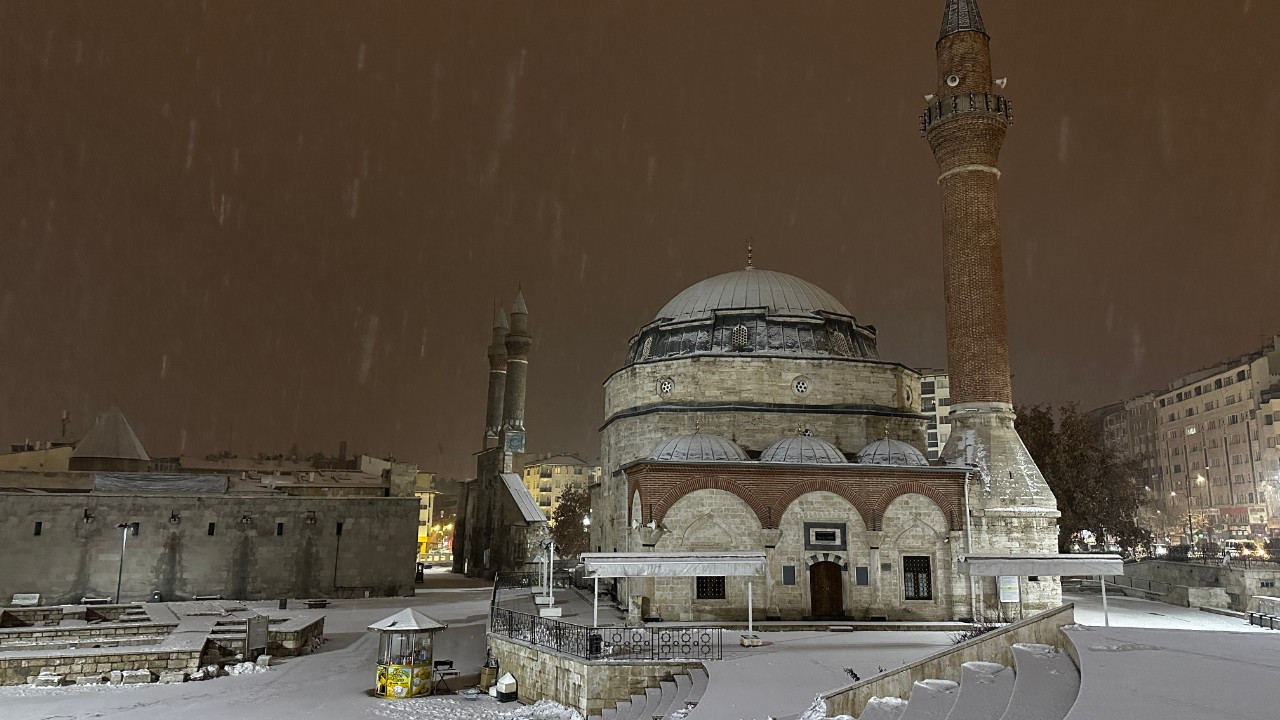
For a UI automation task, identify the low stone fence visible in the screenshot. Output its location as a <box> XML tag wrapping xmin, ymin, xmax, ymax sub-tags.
<box><xmin>0</xmin><ymin>621</ymin><xmax>178</xmax><ymax>649</ymax></box>
<box><xmin>1</xmin><ymin>604</ymin><xmax>134</xmax><ymax>627</ymax></box>
<box><xmin>814</xmin><ymin>603</ymin><xmax>1077</xmax><ymax>719</ymax></box>
<box><xmin>0</xmin><ymin>647</ymin><xmax>203</xmax><ymax>686</ymax></box>
<box><xmin>488</xmin><ymin>633</ymin><xmax>704</xmax><ymax>717</ymax></box>
<box><xmin>204</xmin><ymin>614</ymin><xmax>326</xmax><ymax>657</ymax></box>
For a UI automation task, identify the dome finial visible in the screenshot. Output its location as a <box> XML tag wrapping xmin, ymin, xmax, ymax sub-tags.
<box><xmin>694</xmin><ymin>417</ymin><xmax>702</xmax><ymax>434</ymax></box>
<box><xmin>746</xmin><ymin>237</ymin><xmax>754</xmax><ymax>269</ymax></box>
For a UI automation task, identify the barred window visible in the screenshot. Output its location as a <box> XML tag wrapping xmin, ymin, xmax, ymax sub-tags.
<box><xmin>903</xmin><ymin>556</ymin><xmax>932</xmax><ymax>600</ymax></box>
<box><xmin>695</xmin><ymin>576</ymin><xmax>726</xmax><ymax>600</ymax></box>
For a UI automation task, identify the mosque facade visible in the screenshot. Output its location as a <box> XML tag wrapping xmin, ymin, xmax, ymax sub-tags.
<box><xmin>589</xmin><ymin>0</ymin><xmax>1061</xmax><ymax>622</ymax></box>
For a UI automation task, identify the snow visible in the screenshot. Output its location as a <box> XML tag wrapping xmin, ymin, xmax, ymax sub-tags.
<box><xmin>2</xmin><ymin>578</ymin><xmax>1272</xmax><ymax>720</ymax></box>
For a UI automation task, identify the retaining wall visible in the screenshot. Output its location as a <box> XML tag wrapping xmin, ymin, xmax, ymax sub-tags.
<box><xmin>816</xmin><ymin>603</ymin><xmax>1076</xmax><ymax>718</ymax></box>
<box><xmin>487</xmin><ymin>634</ymin><xmax>704</xmax><ymax>717</ymax></box>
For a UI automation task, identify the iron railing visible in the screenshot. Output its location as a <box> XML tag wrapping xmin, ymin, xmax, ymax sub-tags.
<box><xmin>488</xmin><ymin>605</ymin><xmax>722</xmax><ymax>662</ymax></box>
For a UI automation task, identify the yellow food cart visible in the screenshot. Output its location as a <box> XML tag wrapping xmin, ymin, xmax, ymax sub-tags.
<box><xmin>367</xmin><ymin>608</ymin><xmax>448</xmax><ymax>698</ymax></box>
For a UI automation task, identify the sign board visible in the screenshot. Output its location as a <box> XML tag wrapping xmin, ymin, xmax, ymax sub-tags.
<box><xmin>997</xmin><ymin>575</ymin><xmax>1020</xmax><ymax>603</ymax></box>
<box><xmin>245</xmin><ymin>612</ymin><xmax>269</xmax><ymax>654</ymax></box>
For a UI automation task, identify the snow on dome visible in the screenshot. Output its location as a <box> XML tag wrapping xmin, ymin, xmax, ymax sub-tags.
<box><xmin>857</xmin><ymin>437</ymin><xmax>929</xmax><ymax>466</ymax></box>
<box><xmin>655</xmin><ymin>268</ymin><xmax>851</xmax><ymax>323</ymax></box>
<box><xmin>649</xmin><ymin>434</ymin><xmax>748</xmax><ymax>462</ymax></box>
<box><xmin>759</xmin><ymin>435</ymin><xmax>847</xmax><ymax>464</ymax></box>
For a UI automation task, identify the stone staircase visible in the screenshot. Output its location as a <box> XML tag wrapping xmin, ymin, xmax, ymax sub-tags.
<box><xmin>589</xmin><ymin>666</ymin><xmax>708</xmax><ymax>720</ymax></box>
<box><xmin>840</xmin><ymin>643</ymin><xmax>1079</xmax><ymax>720</ymax></box>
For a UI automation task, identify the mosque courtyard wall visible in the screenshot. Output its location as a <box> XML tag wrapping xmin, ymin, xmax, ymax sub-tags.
<box><xmin>0</xmin><ymin>493</ymin><xmax>418</xmax><ymax>604</ymax></box>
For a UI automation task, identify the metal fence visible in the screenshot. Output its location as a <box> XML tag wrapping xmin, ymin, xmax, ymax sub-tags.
<box><xmin>488</xmin><ymin>605</ymin><xmax>723</xmax><ymax>662</ymax></box>
<box><xmin>1107</xmin><ymin>575</ymin><xmax>1173</xmax><ymax>596</ymax></box>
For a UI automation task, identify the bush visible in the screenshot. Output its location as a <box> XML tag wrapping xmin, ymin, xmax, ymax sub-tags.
<box><xmin>948</xmin><ymin>613</ymin><xmax>1003</xmax><ymax>645</ymax></box>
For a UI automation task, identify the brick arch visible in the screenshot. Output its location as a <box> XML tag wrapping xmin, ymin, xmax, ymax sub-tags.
<box><xmin>770</xmin><ymin>480</ymin><xmax>872</xmax><ymax>531</ymax></box>
<box><xmin>651</xmin><ymin>476</ymin><xmax>767</xmax><ymax>529</ymax></box>
<box><xmin>804</xmin><ymin>553</ymin><xmax>850</xmax><ymax>571</ymax></box>
<box><xmin>873</xmin><ymin>482</ymin><xmax>963</xmax><ymax>531</ymax></box>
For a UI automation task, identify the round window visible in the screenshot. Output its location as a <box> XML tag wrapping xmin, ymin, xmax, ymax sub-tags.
<box><xmin>946</xmin><ymin>74</ymin><xmax>960</xmax><ymax>87</ymax></box>
<box><xmin>793</xmin><ymin>376</ymin><xmax>810</xmax><ymax>395</ymax></box>
<box><xmin>658</xmin><ymin>378</ymin><xmax>675</xmax><ymax>396</ymax></box>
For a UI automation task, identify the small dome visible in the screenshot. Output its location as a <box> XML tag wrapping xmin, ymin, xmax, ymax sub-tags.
<box><xmin>760</xmin><ymin>435</ymin><xmax>847</xmax><ymax>464</ymax></box>
<box><xmin>649</xmin><ymin>434</ymin><xmax>748</xmax><ymax>462</ymax></box>
<box><xmin>856</xmin><ymin>438</ymin><xmax>929</xmax><ymax>466</ymax></box>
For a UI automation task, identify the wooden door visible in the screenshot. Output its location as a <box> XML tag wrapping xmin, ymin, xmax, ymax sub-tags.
<box><xmin>809</xmin><ymin>561</ymin><xmax>844</xmax><ymax>618</ymax></box>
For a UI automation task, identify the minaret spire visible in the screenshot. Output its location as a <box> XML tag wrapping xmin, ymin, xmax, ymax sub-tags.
<box><xmin>940</xmin><ymin>0</ymin><xmax>986</xmax><ymax>40</ymax></box>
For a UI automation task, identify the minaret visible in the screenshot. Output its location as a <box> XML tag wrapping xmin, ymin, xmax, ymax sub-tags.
<box><xmin>923</xmin><ymin>0</ymin><xmax>1059</xmax><ymax>592</ymax></box>
<box><xmin>500</xmin><ymin>291</ymin><xmax>531</xmax><ymax>455</ymax></box>
<box><xmin>484</xmin><ymin>305</ymin><xmax>509</xmax><ymax>449</ymax></box>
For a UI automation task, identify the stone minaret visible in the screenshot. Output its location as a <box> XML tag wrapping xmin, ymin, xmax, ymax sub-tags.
<box><xmin>500</xmin><ymin>291</ymin><xmax>531</xmax><ymax>455</ymax></box>
<box><xmin>923</xmin><ymin>0</ymin><xmax>1060</xmax><ymax>609</ymax></box>
<box><xmin>484</xmin><ymin>306</ymin><xmax>509</xmax><ymax>449</ymax></box>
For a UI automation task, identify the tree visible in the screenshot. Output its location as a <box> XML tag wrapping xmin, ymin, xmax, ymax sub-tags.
<box><xmin>549</xmin><ymin>483</ymin><xmax>591</xmax><ymax>557</ymax></box>
<box><xmin>1016</xmin><ymin>403</ymin><xmax>1151</xmax><ymax>553</ymax></box>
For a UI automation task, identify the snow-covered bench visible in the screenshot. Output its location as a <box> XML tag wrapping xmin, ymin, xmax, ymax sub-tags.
<box><xmin>9</xmin><ymin>593</ymin><xmax>40</xmax><ymax>607</ymax></box>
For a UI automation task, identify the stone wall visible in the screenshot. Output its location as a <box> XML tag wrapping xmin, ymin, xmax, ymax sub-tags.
<box><xmin>0</xmin><ymin>494</ymin><xmax>418</xmax><ymax>604</ymax></box>
<box><xmin>487</xmin><ymin>634</ymin><xmax>704</xmax><ymax>717</ymax></box>
<box><xmin>817</xmin><ymin>603</ymin><xmax>1077</xmax><ymax>718</ymax></box>
<box><xmin>0</xmin><ymin>647</ymin><xmax>203</xmax><ymax>686</ymax></box>
<box><xmin>1125</xmin><ymin>560</ymin><xmax>1280</xmax><ymax>611</ymax></box>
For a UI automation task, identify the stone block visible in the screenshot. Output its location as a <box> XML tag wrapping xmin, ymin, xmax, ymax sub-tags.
<box><xmin>255</xmin><ymin>655</ymin><xmax>273</xmax><ymax>668</ymax></box>
<box><xmin>158</xmin><ymin>671</ymin><xmax>187</xmax><ymax>684</ymax></box>
<box><xmin>120</xmin><ymin>669</ymin><xmax>154</xmax><ymax>684</ymax></box>
<box><xmin>32</xmin><ymin>673</ymin><xmax>65</xmax><ymax>687</ymax></box>
<box><xmin>75</xmin><ymin>674</ymin><xmax>107</xmax><ymax>685</ymax></box>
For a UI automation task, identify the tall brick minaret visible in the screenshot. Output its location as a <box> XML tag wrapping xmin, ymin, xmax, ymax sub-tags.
<box><xmin>923</xmin><ymin>0</ymin><xmax>1060</xmax><ymax>607</ymax></box>
<box><xmin>500</xmin><ymin>290</ymin><xmax>531</xmax><ymax>457</ymax></box>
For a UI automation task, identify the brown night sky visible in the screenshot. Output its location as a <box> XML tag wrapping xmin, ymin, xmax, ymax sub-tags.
<box><xmin>1</xmin><ymin>1</ymin><xmax>1277</xmax><ymax>478</ymax></box>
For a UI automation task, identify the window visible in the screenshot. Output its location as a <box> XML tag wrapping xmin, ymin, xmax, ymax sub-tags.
<box><xmin>782</xmin><ymin>566</ymin><xmax>796</xmax><ymax>585</ymax></box>
<box><xmin>208</xmin><ymin>522</ymin><xmax>216</xmax><ymax>536</ymax></box>
<box><xmin>336</xmin><ymin>522</ymin><xmax>344</xmax><ymax>536</ymax></box>
<box><xmin>903</xmin><ymin>556</ymin><xmax>932</xmax><ymax>600</ymax></box>
<box><xmin>130</xmin><ymin>522</ymin><xmax>139</xmax><ymax>537</ymax></box>
<box><xmin>1237</xmin><ymin>370</ymin><xmax>1247</xmax><ymax>382</ymax></box>
<box><xmin>805</xmin><ymin>523</ymin><xmax>847</xmax><ymax>550</ymax></box>
<box><xmin>855</xmin><ymin>567</ymin><xmax>870</xmax><ymax>586</ymax></box>
<box><xmin>33</xmin><ymin>521</ymin><xmax>42</xmax><ymax>536</ymax></box>
<box><xmin>696</xmin><ymin>576</ymin><xmax>726</xmax><ymax>600</ymax></box>
<box><xmin>276</xmin><ymin>522</ymin><xmax>285</xmax><ymax>536</ymax></box>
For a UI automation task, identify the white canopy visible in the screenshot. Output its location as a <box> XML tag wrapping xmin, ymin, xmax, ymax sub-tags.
<box><xmin>957</xmin><ymin>554</ymin><xmax>1126</xmax><ymax>577</ymax></box>
<box><xmin>581</xmin><ymin>552</ymin><xmax>766</xmax><ymax>578</ymax></box>
<box><xmin>366</xmin><ymin>608</ymin><xmax>448</xmax><ymax>633</ymax></box>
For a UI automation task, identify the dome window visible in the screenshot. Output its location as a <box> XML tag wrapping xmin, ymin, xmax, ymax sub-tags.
<box><xmin>831</xmin><ymin>330</ymin><xmax>851</xmax><ymax>357</ymax></box>
<box><xmin>641</xmin><ymin>336</ymin><xmax>653</xmax><ymax>360</ymax></box>
<box><xmin>793</xmin><ymin>376</ymin><xmax>810</xmax><ymax>395</ymax></box>
<box><xmin>730</xmin><ymin>324</ymin><xmax>750</xmax><ymax>350</ymax></box>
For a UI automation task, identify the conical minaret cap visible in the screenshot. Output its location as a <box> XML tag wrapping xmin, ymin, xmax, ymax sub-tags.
<box><xmin>493</xmin><ymin>305</ymin><xmax>509</xmax><ymax>330</ymax></box>
<box><xmin>940</xmin><ymin>0</ymin><xmax>986</xmax><ymax>39</ymax></box>
<box><xmin>511</xmin><ymin>290</ymin><xmax>528</xmax><ymax>316</ymax></box>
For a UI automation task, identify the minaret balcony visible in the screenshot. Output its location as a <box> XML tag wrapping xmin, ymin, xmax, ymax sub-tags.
<box><xmin>920</xmin><ymin>92</ymin><xmax>1011</xmax><ymax>135</ymax></box>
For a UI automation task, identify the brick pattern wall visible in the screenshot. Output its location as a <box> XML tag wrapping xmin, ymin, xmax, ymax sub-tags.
<box><xmin>626</xmin><ymin>463</ymin><xmax>966</xmax><ymax>532</ymax></box>
<box><xmin>0</xmin><ymin>648</ymin><xmax>202</xmax><ymax>686</ymax></box>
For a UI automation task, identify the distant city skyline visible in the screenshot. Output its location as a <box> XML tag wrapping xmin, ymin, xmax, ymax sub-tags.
<box><xmin>1</xmin><ymin>1</ymin><xmax>1277</xmax><ymax>477</ymax></box>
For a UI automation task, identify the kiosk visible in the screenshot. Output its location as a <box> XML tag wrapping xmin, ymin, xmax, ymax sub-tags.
<box><xmin>367</xmin><ymin>608</ymin><xmax>448</xmax><ymax>698</ymax></box>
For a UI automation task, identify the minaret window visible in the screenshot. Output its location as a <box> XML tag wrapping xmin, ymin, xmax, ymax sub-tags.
<box><xmin>946</xmin><ymin>74</ymin><xmax>960</xmax><ymax>87</ymax></box>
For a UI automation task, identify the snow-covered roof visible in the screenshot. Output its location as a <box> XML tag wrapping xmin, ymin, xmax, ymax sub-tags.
<box><xmin>366</xmin><ymin>608</ymin><xmax>447</xmax><ymax>632</ymax></box>
<box><xmin>72</xmin><ymin>407</ymin><xmax>150</xmax><ymax>462</ymax></box>
<box><xmin>582</xmin><ymin>552</ymin><xmax>766</xmax><ymax>578</ymax></box>
<box><xmin>501</xmin><ymin>472</ymin><xmax>546</xmax><ymax>524</ymax></box>
<box><xmin>957</xmin><ymin>554</ymin><xmax>1125</xmax><ymax>577</ymax></box>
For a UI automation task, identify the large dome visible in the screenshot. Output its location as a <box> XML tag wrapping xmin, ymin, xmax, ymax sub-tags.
<box><xmin>656</xmin><ymin>268</ymin><xmax>851</xmax><ymax>323</ymax></box>
<box><xmin>649</xmin><ymin>434</ymin><xmax>748</xmax><ymax>462</ymax></box>
<box><xmin>759</xmin><ymin>435</ymin><xmax>848</xmax><ymax>464</ymax></box>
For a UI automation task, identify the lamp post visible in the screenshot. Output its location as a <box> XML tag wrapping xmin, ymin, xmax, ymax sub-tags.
<box><xmin>115</xmin><ymin>522</ymin><xmax>130</xmax><ymax>603</ymax></box>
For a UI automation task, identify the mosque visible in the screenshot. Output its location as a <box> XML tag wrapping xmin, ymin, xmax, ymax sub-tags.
<box><xmin>588</xmin><ymin>0</ymin><xmax>1061</xmax><ymax>622</ymax></box>
<box><xmin>460</xmin><ymin>0</ymin><xmax>1062</xmax><ymax>622</ymax></box>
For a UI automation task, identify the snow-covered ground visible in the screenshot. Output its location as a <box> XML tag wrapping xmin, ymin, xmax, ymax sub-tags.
<box><xmin>2</xmin><ymin>577</ymin><xmax>1273</xmax><ymax>720</ymax></box>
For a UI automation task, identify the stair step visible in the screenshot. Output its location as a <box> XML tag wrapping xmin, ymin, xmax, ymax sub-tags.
<box><xmin>944</xmin><ymin>662</ymin><xmax>1014</xmax><ymax>720</ymax></box>
<box><xmin>637</xmin><ymin>686</ymin><xmax>662</xmax><ymax>719</ymax></box>
<box><xmin>650</xmin><ymin>679</ymin><xmax>678</xmax><ymax>719</ymax></box>
<box><xmin>685</xmin><ymin>667</ymin><xmax>709</xmax><ymax>707</ymax></box>
<box><xmin>613</xmin><ymin>700</ymin><xmax>632</xmax><ymax>719</ymax></box>
<box><xmin>600</xmin><ymin>708</ymin><xmax>616</xmax><ymax>720</ymax></box>
<box><xmin>999</xmin><ymin>644</ymin><xmax>1079</xmax><ymax>720</ymax></box>
<box><xmin>860</xmin><ymin>696</ymin><xmax>909</xmax><ymax>720</ymax></box>
<box><xmin>900</xmin><ymin>679</ymin><xmax>959</xmax><ymax>720</ymax></box>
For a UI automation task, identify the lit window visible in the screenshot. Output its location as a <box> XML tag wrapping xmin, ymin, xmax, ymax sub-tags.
<box><xmin>695</xmin><ymin>576</ymin><xmax>726</xmax><ymax>600</ymax></box>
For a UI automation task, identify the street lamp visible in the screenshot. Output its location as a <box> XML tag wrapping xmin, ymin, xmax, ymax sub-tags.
<box><xmin>115</xmin><ymin>523</ymin><xmax>131</xmax><ymax>603</ymax></box>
